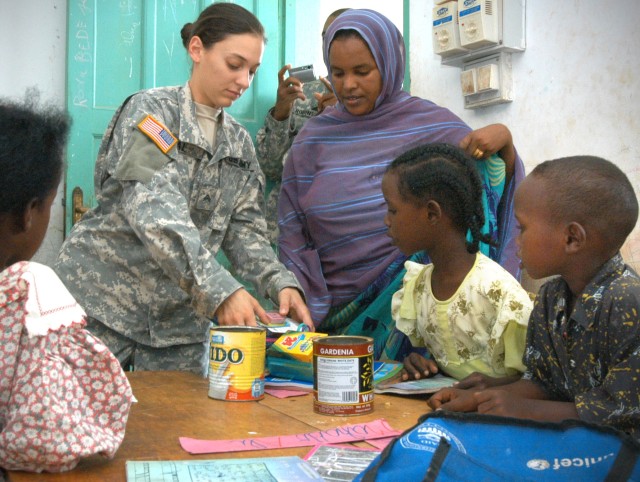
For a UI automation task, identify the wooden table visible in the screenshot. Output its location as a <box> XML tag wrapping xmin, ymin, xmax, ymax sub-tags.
<box><xmin>7</xmin><ymin>371</ymin><xmax>431</xmax><ymax>481</ymax></box>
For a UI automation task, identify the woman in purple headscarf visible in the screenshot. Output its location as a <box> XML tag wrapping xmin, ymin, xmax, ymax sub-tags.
<box><xmin>277</xmin><ymin>9</ymin><xmax>524</xmax><ymax>360</ymax></box>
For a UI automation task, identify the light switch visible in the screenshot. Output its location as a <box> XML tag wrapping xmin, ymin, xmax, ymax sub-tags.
<box><xmin>476</xmin><ymin>63</ymin><xmax>499</xmax><ymax>92</ymax></box>
<box><xmin>460</xmin><ymin>69</ymin><xmax>476</xmax><ymax>96</ymax></box>
<box><xmin>461</xmin><ymin>52</ymin><xmax>513</xmax><ymax>109</ymax></box>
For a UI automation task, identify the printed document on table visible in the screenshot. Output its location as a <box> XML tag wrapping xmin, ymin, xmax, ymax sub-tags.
<box><xmin>126</xmin><ymin>456</ymin><xmax>322</xmax><ymax>482</ymax></box>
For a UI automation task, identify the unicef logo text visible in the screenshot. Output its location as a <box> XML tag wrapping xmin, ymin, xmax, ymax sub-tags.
<box><xmin>399</xmin><ymin>422</ymin><xmax>465</xmax><ymax>453</ymax></box>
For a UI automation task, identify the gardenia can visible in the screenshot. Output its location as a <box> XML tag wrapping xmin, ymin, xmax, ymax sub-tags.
<box><xmin>313</xmin><ymin>336</ymin><xmax>374</xmax><ymax>415</ymax></box>
<box><xmin>209</xmin><ymin>326</ymin><xmax>266</xmax><ymax>401</ymax></box>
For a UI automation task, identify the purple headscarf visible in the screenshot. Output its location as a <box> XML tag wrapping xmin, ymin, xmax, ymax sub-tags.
<box><xmin>278</xmin><ymin>9</ymin><xmax>524</xmax><ymax>324</ymax></box>
<box><xmin>323</xmin><ymin>9</ymin><xmax>405</xmax><ymax>109</ymax></box>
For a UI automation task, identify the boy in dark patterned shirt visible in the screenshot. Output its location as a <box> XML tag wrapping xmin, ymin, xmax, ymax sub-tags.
<box><xmin>429</xmin><ymin>155</ymin><xmax>640</xmax><ymax>439</ymax></box>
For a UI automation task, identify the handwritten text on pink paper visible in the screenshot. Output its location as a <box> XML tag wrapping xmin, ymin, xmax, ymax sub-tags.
<box><xmin>179</xmin><ymin>418</ymin><xmax>400</xmax><ymax>454</ymax></box>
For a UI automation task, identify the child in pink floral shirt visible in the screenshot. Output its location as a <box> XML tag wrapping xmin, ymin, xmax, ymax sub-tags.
<box><xmin>0</xmin><ymin>93</ymin><xmax>133</xmax><ymax>473</ymax></box>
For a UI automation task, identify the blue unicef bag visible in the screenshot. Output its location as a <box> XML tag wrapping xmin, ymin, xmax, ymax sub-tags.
<box><xmin>356</xmin><ymin>411</ymin><xmax>640</xmax><ymax>481</ymax></box>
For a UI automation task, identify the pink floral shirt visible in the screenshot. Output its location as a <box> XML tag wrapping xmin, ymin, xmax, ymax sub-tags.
<box><xmin>0</xmin><ymin>261</ymin><xmax>133</xmax><ymax>473</ymax></box>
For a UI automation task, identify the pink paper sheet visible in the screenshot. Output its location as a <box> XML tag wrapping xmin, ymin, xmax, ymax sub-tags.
<box><xmin>264</xmin><ymin>388</ymin><xmax>310</xmax><ymax>398</ymax></box>
<box><xmin>179</xmin><ymin>418</ymin><xmax>400</xmax><ymax>454</ymax></box>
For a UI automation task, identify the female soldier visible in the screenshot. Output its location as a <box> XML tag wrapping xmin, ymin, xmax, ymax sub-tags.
<box><xmin>56</xmin><ymin>3</ymin><xmax>312</xmax><ymax>375</ymax></box>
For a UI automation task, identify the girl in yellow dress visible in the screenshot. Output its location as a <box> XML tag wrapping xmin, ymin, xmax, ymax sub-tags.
<box><xmin>382</xmin><ymin>143</ymin><xmax>533</xmax><ymax>385</ymax></box>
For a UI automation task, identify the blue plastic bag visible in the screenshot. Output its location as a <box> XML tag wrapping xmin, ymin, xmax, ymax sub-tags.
<box><xmin>356</xmin><ymin>411</ymin><xmax>640</xmax><ymax>481</ymax></box>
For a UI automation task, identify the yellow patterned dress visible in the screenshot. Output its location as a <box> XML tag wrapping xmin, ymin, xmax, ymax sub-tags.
<box><xmin>393</xmin><ymin>253</ymin><xmax>534</xmax><ymax>379</ymax></box>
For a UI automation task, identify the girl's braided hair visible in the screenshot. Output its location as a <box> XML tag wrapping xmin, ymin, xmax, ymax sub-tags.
<box><xmin>387</xmin><ymin>143</ymin><xmax>496</xmax><ymax>253</ymax></box>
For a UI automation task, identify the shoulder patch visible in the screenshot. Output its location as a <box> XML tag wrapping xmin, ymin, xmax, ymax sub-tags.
<box><xmin>137</xmin><ymin>114</ymin><xmax>178</xmax><ymax>153</ymax></box>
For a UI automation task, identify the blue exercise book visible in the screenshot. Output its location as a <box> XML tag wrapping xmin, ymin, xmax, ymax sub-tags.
<box><xmin>266</xmin><ymin>359</ymin><xmax>402</xmax><ymax>386</ymax></box>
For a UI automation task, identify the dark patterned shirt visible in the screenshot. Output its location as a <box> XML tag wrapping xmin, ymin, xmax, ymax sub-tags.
<box><xmin>523</xmin><ymin>253</ymin><xmax>640</xmax><ymax>439</ymax></box>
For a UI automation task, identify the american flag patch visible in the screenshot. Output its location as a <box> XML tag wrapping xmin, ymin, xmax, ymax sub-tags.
<box><xmin>137</xmin><ymin>114</ymin><xmax>177</xmax><ymax>153</ymax></box>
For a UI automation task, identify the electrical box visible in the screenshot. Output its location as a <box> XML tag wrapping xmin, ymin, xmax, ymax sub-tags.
<box><xmin>458</xmin><ymin>0</ymin><xmax>499</xmax><ymax>49</ymax></box>
<box><xmin>431</xmin><ymin>0</ymin><xmax>525</xmax><ymax>109</ymax></box>
<box><xmin>437</xmin><ymin>0</ymin><xmax>526</xmax><ymax>67</ymax></box>
<box><xmin>461</xmin><ymin>52</ymin><xmax>513</xmax><ymax>109</ymax></box>
<box><xmin>432</xmin><ymin>2</ymin><xmax>467</xmax><ymax>57</ymax></box>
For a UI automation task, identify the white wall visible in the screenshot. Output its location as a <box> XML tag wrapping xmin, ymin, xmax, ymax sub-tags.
<box><xmin>292</xmin><ymin>1</ymin><xmax>404</xmax><ymax>78</ymax></box>
<box><xmin>3</xmin><ymin>0</ymin><xmax>640</xmax><ymax>274</ymax></box>
<box><xmin>0</xmin><ymin>0</ymin><xmax>68</xmax><ymax>266</ymax></box>
<box><xmin>410</xmin><ymin>0</ymin><xmax>640</xmax><ymax>275</ymax></box>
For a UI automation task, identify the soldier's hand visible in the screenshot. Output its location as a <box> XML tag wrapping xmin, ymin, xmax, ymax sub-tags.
<box><xmin>214</xmin><ymin>288</ymin><xmax>268</xmax><ymax>326</ymax></box>
<box><xmin>277</xmin><ymin>288</ymin><xmax>315</xmax><ymax>331</ymax></box>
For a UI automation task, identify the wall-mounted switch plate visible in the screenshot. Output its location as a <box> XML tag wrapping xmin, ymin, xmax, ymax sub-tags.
<box><xmin>462</xmin><ymin>52</ymin><xmax>512</xmax><ymax>109</ymax></box>
<box><xmin>460</xmin><ymin>69</ymin><xmax>477</xmax><ymax>96</ymax></box>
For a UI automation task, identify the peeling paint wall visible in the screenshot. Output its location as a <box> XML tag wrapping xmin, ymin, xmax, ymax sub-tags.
<box><xmin>0</xmin><ymin>0</ymin><xmax>67</xmax><ymax>267</ymax></box>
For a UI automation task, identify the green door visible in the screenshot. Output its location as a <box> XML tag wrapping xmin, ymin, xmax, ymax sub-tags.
<box><xmin>65</xmin><ymin>0</ymin><xmax>282</xmax><ymax>233</ymax></box>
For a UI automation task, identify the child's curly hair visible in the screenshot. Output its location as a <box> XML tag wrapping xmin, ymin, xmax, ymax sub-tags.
<box><xmin>0</xmin><ymin>89</ymin><xmax>71</xmax><ymax>215</ymax></box>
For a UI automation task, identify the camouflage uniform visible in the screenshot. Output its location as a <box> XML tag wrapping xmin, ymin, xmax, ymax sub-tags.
<box><xmin>55</xmin><ymin>83</ymin><xmax>303</xmax><ymax>374</ymax></box>
<box><xmin>255</xmin><ymin>79</ymin><xmax>330</xmax><ymax>243</ymax></box>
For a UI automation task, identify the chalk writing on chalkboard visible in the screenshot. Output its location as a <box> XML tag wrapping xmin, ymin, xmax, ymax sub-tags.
<box><xmin>73</xmin><ymin>7</ymin><xmax>92</xmax><ymax>108</ymax></box>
